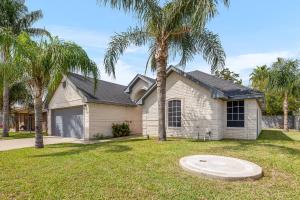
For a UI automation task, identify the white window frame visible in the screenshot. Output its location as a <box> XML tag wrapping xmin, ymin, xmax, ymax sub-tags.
<box><xmin>227</xmin><ymin>100</ymin><xmax>245</xmax><ymax>128</ymax></box>
<box><xmin>167</xmin><ymin>99</ymin><xmax>183</xmax><ymax>128</ymax></box>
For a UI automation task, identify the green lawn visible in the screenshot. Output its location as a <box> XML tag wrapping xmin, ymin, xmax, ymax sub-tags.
<box><xmin>0</xmin><ymin>129</ymin><xmax>47</xmax><ymax>140</ymax></box>
<box><xmin>0</xmin><ymin>130</ymin><xmax>299</xmax><ymax>200</ymax></box>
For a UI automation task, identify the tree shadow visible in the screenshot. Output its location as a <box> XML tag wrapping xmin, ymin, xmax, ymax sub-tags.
<box><xmin>32</xmin><ymin>141</ymin><xmax>132</xmax><ymax>158</ymax></box>
<box><xmin>208</xmin><ymin>141</ymin><xmax>300</xmax><ymax>158</ymax></box>
<box><xmin>258</xmin><ymin>130</ymin><xmax>293</xmax><ymax>141</ymax></box>
<box><xmin>104</xmin><ymin>144</ymin><xmax>132</xmax><ymax>153</ymax></box>
<box><xmin>194</xmin><ymin>129</ymin><xmax>300</xmax><ymax>158</ymax></box>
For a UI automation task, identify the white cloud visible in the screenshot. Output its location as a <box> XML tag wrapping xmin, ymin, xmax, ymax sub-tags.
<box><xmin>102</xmin><ymin>61</ymin><xmax>135</xmax><ymax>85</ymax></box>
<box><xmin>226</xmin><ymin>51</ymin><xmax>299</xmax><ymax>72</ymax></box>
<box><xmin>47</xmin><ymin>25</ymin><xmax>110</xmax><ymax>49</ymax></box>
<box><xmin>226</xmin><ymin>51</ymin><xmax>300</xmax><ymax>84</ymax></box>
<box><xmin>99</xmin><ymin>60</ymin><xmax>139</xmax><ymax>85</ymax></box>
<box><xmin>125</xmin><ymin>46</ymin><xmax>144</xmax><ymax>53</ymax></box>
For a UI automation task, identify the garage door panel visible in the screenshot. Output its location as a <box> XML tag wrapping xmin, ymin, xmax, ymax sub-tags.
<box><xmin>52</xmin><ymin>106</ymin><xmax>84</xmax><ymax>139</ymax></box>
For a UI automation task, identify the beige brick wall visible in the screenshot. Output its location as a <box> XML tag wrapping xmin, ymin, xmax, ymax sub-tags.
<box><xmin>48</xmin><ymin>77</ymin><xmax>84</xmax><ymax>135</ymax></box>
<box><xmin>87</xmin><ymin>103</ymin><xmax>142</xmax><ymax>139</ymax></box>
<box><xmin>142</xmin><ymin>71</ymin><xmax>262</xmax><ymax>140</ymax></box>
<box><xmin>130</xmin><ymin>79</ymin><xmax>150</xmax><ymax>101</ymax></box>
<box><xmin>223</xmin><ymin>99</ymin><xmax>261</xmax><ymax>140</ymax></box>
<box><xmin>48</xmin><ymin>77</ymin><xmax>84</xmax><ymax>109</ymax></box>
<box><xmin>143</xmin><ymin>72</ymin><xmax>224</xmax><ymax>140</ymax></box>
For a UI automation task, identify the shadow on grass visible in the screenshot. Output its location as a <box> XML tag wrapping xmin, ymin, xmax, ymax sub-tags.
<box><xmin>207</xmin><ymin>130</ymin><xmax>300</xmax><ymax>158</ymax></box>
<box><xmin>32</xmin><ymin>142</ymin><xmax>132</xmax><ymax>158</ymax></box>
<box><xmin>258</xmin><ymin>130</ymin><xmax>293</xmax><ymax>141</ymax></box>
<box><xmin>209</xmin><ymin>141</ymin><xmax>300</xmax><ymax>157</ymax></box>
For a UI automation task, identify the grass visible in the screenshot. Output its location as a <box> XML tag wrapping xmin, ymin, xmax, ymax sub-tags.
<box><xmin>0</xmin><ymin>129</ymin><xmax>47</xmax><ymax>140</ymax></box>
<box><xmin>0</xmin><ymin>129</ymin><xmax>299</xmax><ymax>200</ymax></box>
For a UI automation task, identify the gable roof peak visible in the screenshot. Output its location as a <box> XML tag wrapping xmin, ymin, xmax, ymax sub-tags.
<box><xmin>66</xmin><ymin>73</ymin><xmax>136</xmax><ymax>106</ymax></box>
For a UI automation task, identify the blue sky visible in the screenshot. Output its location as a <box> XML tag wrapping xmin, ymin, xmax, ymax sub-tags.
<box><xmin>27</xmin><ymin>0</ymin><xmax>300</xmax><ymax>85</ymax></box>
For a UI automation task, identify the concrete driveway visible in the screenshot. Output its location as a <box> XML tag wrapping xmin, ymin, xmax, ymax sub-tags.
<box><xmin>0</xmin><ymin>136</ymin><xmax>81</xmax><ymax>151</ymax></box>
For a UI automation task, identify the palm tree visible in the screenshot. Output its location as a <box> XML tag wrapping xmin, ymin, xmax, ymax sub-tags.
<box><xmin>0</xmin><ymin>0</ymin><xmax>49</xmax><ymax>137</ymax></box>
<box><xmin>15</xmin><ymin>33</ymin><xmax>99</xmax><ymax>148</ymax></box>
<box><xmin>250</xmin><ymin>65</ymin><xmax>269</xmax><ymax>92</ymax></box>
<box><xmin>268</xmin><ymin>58</ymin><xmax>300</xmax><ymax>131</ymax></box>
<box><xmin>98</xmin><ymin>0</ymin><xmax>228</xmax><ymax>141</ymax></box>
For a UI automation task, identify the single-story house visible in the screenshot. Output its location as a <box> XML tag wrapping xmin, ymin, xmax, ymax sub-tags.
<box><xmin>47</xmin><ymin>67</ymin><xmax>264</xmax><ymax>140</ymax></box>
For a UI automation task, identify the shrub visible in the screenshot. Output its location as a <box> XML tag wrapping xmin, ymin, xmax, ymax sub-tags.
<box><xmin>112</xmin><ymin>122</ymin><xmax>131</xmax><ymax>137</ymax></box>
<box><xmin>92</xmin><ymin>133</ymin><xmax>105</xmax><ymax>140</ymax></box>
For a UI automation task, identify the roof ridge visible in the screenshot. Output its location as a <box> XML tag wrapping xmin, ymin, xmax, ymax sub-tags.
<box><xmin>68</xmin><ymin>72</ymin><xmax>127</xmax><ymax>88</ymax></box>
<box><xmin>67</xmin><ymin>72</ymin><xmax>136</xmax><ymax>106</ymax></box>
<box><xmin>188</xmin><ymin>70</ymin><xmax>248</xmax><ymax>90</ymax></box>
<box><xmin>139</xmin><ymin>74</ymin><xmax>155</xmax><ymax>80</ymax></box>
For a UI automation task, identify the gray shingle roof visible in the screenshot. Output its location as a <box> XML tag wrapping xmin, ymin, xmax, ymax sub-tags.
<box><xmin>67</xmin><ymin>73</ymin><xmax>136</xmax><ymax>106</ymax></box>
<box><xmin>124</xmin><ymin>74</ymin><xmax>155</xmax><ymax>93</ymax></box>
<box><xmin>139</xmin><ymin>74</ymin><xmax>155</xmax><ymax>84</ymax></box>
<box><xmin>187</xmin><ymin>70</ymin><xmax>263</xmax><ymax>98</ymax></box>
<box><xmin>138</xmin><ymin>66</ymin><xmax>264</xmax><ymax>105</ymax></box>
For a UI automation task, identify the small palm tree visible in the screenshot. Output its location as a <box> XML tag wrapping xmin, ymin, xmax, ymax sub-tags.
<box><xmin>0</xmin><ymin>0</ymin><xmax>49</xmax><ymax>137</ymax></box>
<box><xmin>15</xmin><ymin>33</ymin><xmax>99</xmax><ymax>148</ymax></box>
<box><xmin>268</xmin><ymin>58</ymin><xmax>300</xmax><ymax>131</ymax></box>
<box><xmin>99</xmin><ymin>0</ymin><xmax>228</xmax><ymax>141</ymax></box>
<box><xmin>250</xmin><ymin>65</ymin><xmax>270</xmax><ymax>92</ymax></box>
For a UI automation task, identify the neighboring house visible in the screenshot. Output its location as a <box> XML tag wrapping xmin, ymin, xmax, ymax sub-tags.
<box><xmin>47</xmin><ymin>67</ymin><xmax>264</xmax><ymax>140</ymax></box>
<box><xmin>11</xmin><ymin>106</ymin><xmax>47</xmax><ymax>132</ymax></box>
<box><xmin>0</xmin><ymin>106</ymin><xmax>47</xmax><ymax>132</ymax></box>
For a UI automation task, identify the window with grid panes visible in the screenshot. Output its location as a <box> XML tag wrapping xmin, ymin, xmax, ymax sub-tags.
<box><xmin>227</xmin><ymin>101</ymin><xmax>244</xmax><ymax>127</ymax></box>
<box><xmin>168</xmin><ymin>100</ymin><xmax>181</xmax><ymax>127</ymax></box>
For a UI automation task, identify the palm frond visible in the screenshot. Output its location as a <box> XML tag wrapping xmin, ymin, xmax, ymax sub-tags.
<box><xmin>194</xmin><ymin>29</ymin><xmax>226</xmax><ymax>73</ymax></box>
<box><xmin>168</xmin><ymin>31</ymin><xmax>196</xmax><ymax>68</ymax></box>
<box><xmin>16</xmin><ymin>10</ymin><xmax>43</xmax><ymax>33</ymax></box>
<box><xmin>104</xmin><ymin>26</ymin><xmax>149</xmax><ymax>77</ymax></box>
<box><xmin>49</xmin><ymin>39</ymin><xmax>99</xmax><ymax>91</ymax></box>
<box><xmin>97</xmin><ymin>0</ymin><xmax>161</xmax><ymax>23</ymax></box>
<box><xmin>25</xmin><ymin>28</ymin><xmax>51</xmax><ymax>38</ymax></box>
<box><xmin>165</xmin><ymin>0</ymin><xmax>229</xmax><ymax>32</ymax></box>
<box><xmin>268</xmin><ymin>58</ymin><xmax>300</xmax><ymax>95</ymax></box>
<box><xmin>145</xmin><ymin>42</ymin><xmax>157</xmax><ymax>73</ymax></box>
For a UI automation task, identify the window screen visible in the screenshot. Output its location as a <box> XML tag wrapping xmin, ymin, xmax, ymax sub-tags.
<box><xmin>227</xmin><ymin>101</ymin><xmax>244</xmax><ymax>127</ymax></box>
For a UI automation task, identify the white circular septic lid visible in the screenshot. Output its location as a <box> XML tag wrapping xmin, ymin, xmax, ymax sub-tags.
<box><xmin>179</xmin><ymin>155</ymin><xmax>263</xmax><ymax>181</ymax></box>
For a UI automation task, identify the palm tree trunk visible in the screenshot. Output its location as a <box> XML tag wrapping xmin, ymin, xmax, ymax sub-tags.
<box><xmin>34</xmin><ymin>92</ymin><xmax>44</xmax><ymax>148</ymax></box>
<box><xmin>2</xmin><ymin>46</ymin><xmax>10</xmax><ymax>137</ymax></box>
<box><xmin>283</xmin><ymin>91</ymin><xmax>289</xmax><ymax>132</ymax></box>
<box><xmin>2</xmin><ymin>82</ymin><xmax>10</xmax><ymax>137</ymax></box>
<box><xmin>155</xmin><ymin>41</ymin><xmax>168</xmax><ymax>141</ymax></box>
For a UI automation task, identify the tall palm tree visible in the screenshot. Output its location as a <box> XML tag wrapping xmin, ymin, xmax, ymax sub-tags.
<box><xmin>250</xmin><ymin>65</ymin><xmax>269</xmax><ymax>92</ymax></box>
<box><xmin>268</xmin><ymin>58</ymin><xmax>300</xmax><ymax>131</ymax></box>
<box><xmin>98</xmin><ymin>0</ymin><xmax>228</xmax><ymax>141</ymax></box>
<box><xmin>15</xmin><ymin>33</ymin><xmax>99</xmax><ymax>148</ymax></box>
<box><xmin>0</xmin><ymin>0</ymin><xmax>49</xmax><ymax>137</ymax></box>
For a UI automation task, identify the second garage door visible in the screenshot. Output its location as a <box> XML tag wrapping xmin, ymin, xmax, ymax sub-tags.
<box><xmin>52</xmin><ymin>106</ymin><xmax>84</xmax><ymax>139</ymax></box>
